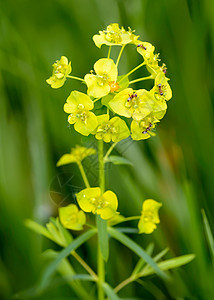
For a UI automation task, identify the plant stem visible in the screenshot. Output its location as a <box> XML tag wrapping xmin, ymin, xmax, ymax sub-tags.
<box><xmin>107</xmin><ymin>46</ymin><xmax>112</xmax><ymax>59</ymax></box>
<box><xmin>78</xmin><ymin>162</ymin><xmax>90</xmax><ymax>188</ymax></box>
<box><xmin>104</xmin><ymin>142</ymin><xmax>118</xmax><ymax>163</ymax></box>
<box><xmin>129</xmin><ymin>75</ymin><xmax>153</xmax><ymax>84</ymax></box>
<box><xmin>114</xmin><ymin>275</ymin><xmax>135</xmax><ymax>293</ymax></box>
<box><xmin>97</xmin><ymin>140</ymin><xmax>105</xmax><ymax>300</ymax></box>
<box><xmin>113</xmin><ymin>216</ymin><xmax>140</xmax><ymax>226</ymax></box>
<box><xmin>98</xmin><ymin>140</ymin><xmax>105</xmax><ymax>193</ymax></box>
<box><xmin>67</xmin><ymin>75</ymin><xmax>85</xmax><ymax>82</ymax></box>
<box><xmin>116</xmin><ymin>45</ymin><xmax>125</xmax><ymax>67</ymax></box>
<box><xmin>72</xmin><ymin>251</ymin><xmax>98</xmax><ymax>281</ymax></box>
<box><xmin>118</xmin><ymin>61</ymin><xmax>146</xmax><ymax>84</ymax></box>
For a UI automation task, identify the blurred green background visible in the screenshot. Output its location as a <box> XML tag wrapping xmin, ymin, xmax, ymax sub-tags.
<box><xmin>0</xmin><ymin>0</ymin><xmax>214</xmax><ymax>299</ymax></box>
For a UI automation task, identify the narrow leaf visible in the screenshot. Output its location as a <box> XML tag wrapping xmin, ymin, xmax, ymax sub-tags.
<box><xmin>106</xmin><ymin>155</ymin><xmax>133</xmax><ymax>166</ymax></box>
<box><xmin>38</xmin><ymin>229</ymin><xmax>96</xmax><ymax>292</ymax></box>
<box><xmin>132</xmin><ymin>243</ymin><xmax>154</xmax><ymax>276</ymax></box>
<box><xmin>24</xmin><ymin>219</ymin><xmax>52</xmax><ymax>240</ymax></box>
<box><xmin>202</xmin><ymin>209</ymin><xmax>214</xmax><ymax>264</ymax></box>
<box><xmin>139</xmin><ymin>254</ymin><xmax>195</xmax><ymax>277</ymax></box>
<box><xmin>96</xmin><ymin>215</ymin><xmax>109</xmax><ymax>261</ymax></box>
<box><xmin>102</xmin><ymin>282</ymin><xmax>121</xmax><ymax>300</ymax></box>
<box><xmin>108</xmin><ymin>227</ymin><xmax>169</xmax><ymax>280</ymax></box>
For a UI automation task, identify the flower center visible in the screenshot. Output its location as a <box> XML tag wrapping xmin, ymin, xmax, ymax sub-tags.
<box><xmin>65</xmin><ymin>214</ymin><xmax>78</xmax><ymax>225</ymax></box>
<box><xmin>109</xmin><ymin>81</ymin><xmax>120</xmax><ymax>92</ymax></box>
<box><xmin>97</xmin><ymin>73</ymin><xmax>109</xmax><ymax>86</ymax></box>
<box><xmin>142</xmin><ymin>210</ymin><xmax>154</xmax><ymax>222</ymax></box>
<box><xmin>105</xmin><ymin>31</ymin><xmax>122</xmax><ymax>43</ymax></box>
<box><xmin>90</xmin><ymin>196</ymin><xmax>108</xmax><ymax>209</ymax></box>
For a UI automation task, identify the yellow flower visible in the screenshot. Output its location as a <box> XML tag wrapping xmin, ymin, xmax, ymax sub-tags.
<box><xmin>151</xmin><ymin>72</ymin><xmax>172</xmax><ymax>101</ymax></box>
<box><xmin>109</xmin><ymin>88</ymin><xmax>155</xmax><ymax>121</ymax></box>
<box><xmin>59</xmin><ymin>204</ymin><xmax>86</xmax><ymax>230</ymax></box>
<box><xmin>84</xmin><ymin>58</ymin><xmax>118</xmax><ymax>98</ymax></box>
<box><xmin>138</xmin><ymin>199</ymin><xmax>162</xmax><ymax>234</ymax></box>
<box><xmin>131</xmin><ymin>113</ymin><xmax>162</xmax><ymax>141</ymax></box>
<box><xmin>136</xmin><ymin>42</ymin><xmax>167</xmax><ymax>77</ymax></box>
<box><xmin>93</xmin><ymin>114</ymin><xmax>130</xmax><ymax>143</ymax></box>
<box><xmin>57</xmin><ymin>145</ymin><xmax>96</xmax><ymax>167</ymax></box>
<box><xmin>93</xmin><ymin>23</ymin><xmax>138</xmax><ymax>48</ymax></box>
<box><xmin>76</xmin><ymin>187</ymin><xmax>118</xmax><ymax>220</ymax></box>
<box><xmin>46</xmin><ymin>56</ymin><xmax>71</xmax><ymax>88</ymax></box>
<box><xmin>64</xmin><ymin>91</ymin><xmax>98</xmax><ymax>136</ymax></box>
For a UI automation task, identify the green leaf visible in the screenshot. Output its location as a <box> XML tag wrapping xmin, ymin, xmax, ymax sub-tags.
<box><xmin>102</xmin><ymin>282</ymin><xmax>121</xmax><ymax>300</ymax></box>
<box><xmin>108</xmin><ymin>227</ymin><xmax>169</xmax><ymax>280</ymax></box>
<box><xmin>202</xmin><ymin>209</ymin><xmax>214</xmax><ymax>264</ymax></box>
<box><xmin>105</xmin><ymin>155</ymin><xmax>133</xmax><ymax>166</ymax></box>
<box><xmin>38</xmin><ymin>228</ymin><xmax>96</xmax><ymax>292</ymax></box>
<box><xmin>101</xmin><ymin>93</ymin><xmax>115</xmax><ymax>109</ymax></box>
<box><xmin>132</xmin><ymin>243</ymin><xmax>154</xmax><ymax>276</ymax></box>
<box><xmin>24</xmin><ymin>219</ymin><xmax>53</xmax><ymax>240</ymax></box>
<box><xmin>96</xmin><ymin>215</ymin><xmax>109</xmax><ymax>261</ymax></box>
<box><xmin>43</xmin><ymin>249</ymin><xmax>93</xmax><ymax>300</ymax></box>
<box><xmin>139</xmin><ymin>254</ymin><xmax>195</xmax><ymax>277</ymax></box>
<box><xmin>117</xmin><ymin>75</ymin><xmax>130</xmax><ymax>90</ymax></box>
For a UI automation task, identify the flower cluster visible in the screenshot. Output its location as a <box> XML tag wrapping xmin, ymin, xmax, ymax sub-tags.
<box><xmin>48</xmin><ymin>24</ymin><xmax>169</xmax><ymax>227</ymax></box>
<box><xmin>47</xmin><ymin>23</ymin><xmax>172</xmax><ymax>141</ymax></box>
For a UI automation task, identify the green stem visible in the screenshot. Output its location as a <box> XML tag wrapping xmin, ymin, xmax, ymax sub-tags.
<box><xmin>104</xmin><ymin>142</ymin><xmax>118</xmax><ymax>163</ymax></box>
<box><xmin>67</xmin><ymin>75</ymin><xmax>85</xmax><ymax>82</ymax></box>
<box><xmin>98</xmin><ymin>140</ymin><xmax>105</xmax><ymax>193</ymax></box>
<box><xmin>129</xmin><ymin>75</ymin><xmax>153</xmax><ymax>84</ymax></box>
<box><xmin>97</xmin><ymin>140</ymin><xmax>105</xmax><ymax>300</ymax></box>
<box><xmin>107</xmin><ymin>46</ymin><xmax>112</xmax><ymax>59</ymax></box>
<box><xmin>116</xmin><ymin>45</ymin><xmax>125</xmax><ymax>67</ymax></box>
<box><xmin>118</xmin><ymin>61</ymin><xmax>146</xmax><ymax>84</ymax></box>
<box><xmin>78</xmin><ymin>162</ymin><xmax>90</xmax><ymax>188</ymax></box>
<box><xmin>112</xmin><ymin>216</ymin><xmax>140</xmax><ymax>226</ymax></box>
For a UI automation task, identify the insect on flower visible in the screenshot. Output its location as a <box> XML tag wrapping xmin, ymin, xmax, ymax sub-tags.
<box><xmin>158</xmin><ymin>83</ymin><xmax>164</xmax><ymax>96</ymax></box>
<box><xmin>127</xmin><ymin>93</ymin><xmax>138</xmax><ymax>102</ymax></box>
<box><xmin>142</xmin><ymin>123</ymin><xmax>153</xmax><ymax>134</ymax></box>
<box><xmin>137</xmin><ymin>44</ymin><xmax>147</xmax><ymax>50</ymax></box>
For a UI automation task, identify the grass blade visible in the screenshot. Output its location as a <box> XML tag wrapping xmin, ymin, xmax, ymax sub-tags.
<box><xmin>108</xmin><ymin>227</ymin><xmax>169</xmax><ymax>280</ymax></box>
<box><xmin>202</xmin><ymin>209</ymin><xmax>214</xmax><ymax>265</ymax></box>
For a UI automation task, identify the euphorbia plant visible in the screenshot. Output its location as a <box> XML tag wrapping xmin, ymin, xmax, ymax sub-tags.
<box><xmin>24</xmin><ymin>24</ymin><xmax>194</xmax><ymax>300</ymax></box>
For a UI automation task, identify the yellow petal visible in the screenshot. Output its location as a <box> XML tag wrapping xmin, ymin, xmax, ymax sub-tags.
<box><xmin>102</xmin><ymin>190</ymin><xmax>118</xmax><ymax>211</ymax></box>
<box><xmin>94</xmin><ymin>58</ymin><xmax>118</xmax><ymax>82</ymax></box>
<box><xmin>109</xmin><ymin>88</ymin><xmax>133</xmax><ymax>118</ymax></box>
<box><xmin>84</xmin><ymin>74</ymin><xmax>110</xmax><ymax>98</ymax></box>
<box><xmin>74</xmin><ymin>112</ymin><xmax>98</xmax><ymax>136</ymax></box>
<box><xmin>56</xmin><ymin>154</ymin><xmax>77</xmax><ymax>166</ymax></box>
<box><xmin>64</xmin><ymin>91</ymin><xmax>94</xmax><ymax>113</ymax></box>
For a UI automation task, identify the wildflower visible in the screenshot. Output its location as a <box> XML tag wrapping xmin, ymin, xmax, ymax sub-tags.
<box><xmin>59</xmin><ymin>204</ymin><xmax>86</xmax><ymax>230</ymax></box>
<box><xmin>151</xmin><ymin>72</ymin><xmax>172</xmax><ymax>101</ymax></box>
<box><xmin>64</xmin><ymin>91</ymin><xmax>98</xmax><ymax>136</ymax></box>
<box><xmin>138</xmin><ymin>199</ymin><xmax>162</xmax><ymax>234</ymax></box>
<box><xmin>131</xmin><ymin>113</ymin><xmax>162</xmax><ymax>141</ymax></box>
<box><xmin>84</xmin><ymin>58</ymin><xmax>118</xmax><ymax>98</ymax></box>
<box><xmin>93</xmin><ymin>114</ymin><xmax>130</xmax><ymax>143</ymax></box>
<box><xmin>136</xmin><ymin>42</ymin><xmax>167</xmax><ymax>77</ymax></box>
<box><xmin>46</xmin><ymin>56</ymin><xmax>71</xmax><ymax>88</ymax></box>
<box><xmin>109</xmin><ymin>88</ymin><xmax>155</xmax><ymax>121</ymax></box>
<box><xmin>76</xmin><ymin>187</ymin><xmax>118</xmax><ymax>220</ymax></box>
<box><xmin>93</xmin><ymin>23</ymin><xmax>138</xmax><ymax>48</ymax></box>
<box><xmin>57</xmin><ymin>145</ymin><xmax>96</xmax><ymax>167</ymax></box>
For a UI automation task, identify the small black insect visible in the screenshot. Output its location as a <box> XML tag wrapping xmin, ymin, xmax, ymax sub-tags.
<box><xmin>137</xmin><ymin>44</ymin><xmax>147</xmax><ymax>50</ymax></box>
<box><xmin>142</xmin><ymin>123</ymin><xmax>153</xmax><ymax>134</ymax></box>
<box><xmin>127</xmin><ymin>93</ymin><xmax>137</xmax><ymax>102</ymax></box>
<box><xmin>158</xmin><ymin>83</ymin><xmax>164</xmax><ymax>96</ymax></box>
